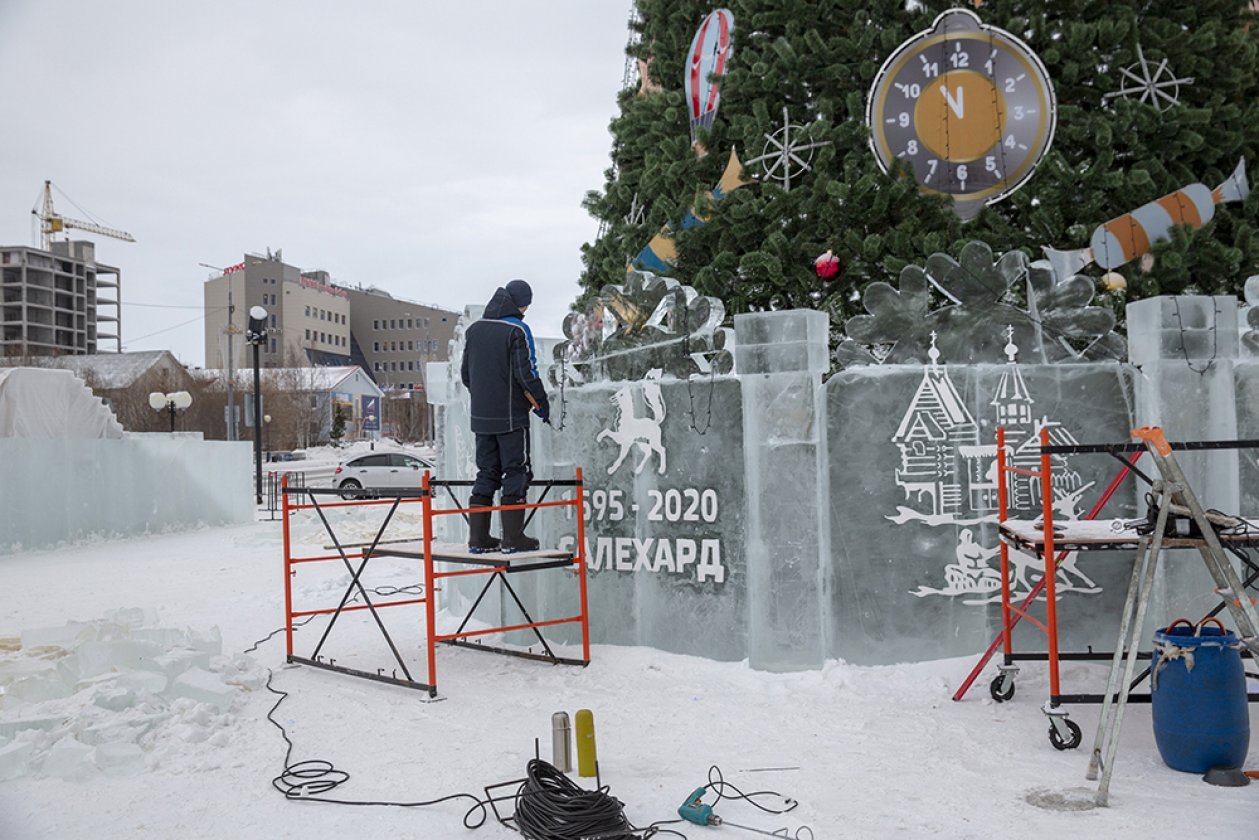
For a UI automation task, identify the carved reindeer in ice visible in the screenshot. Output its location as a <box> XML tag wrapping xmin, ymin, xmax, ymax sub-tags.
<box><xmin>598</xmin><ymin>369</ymin><xmax>667</xmax><ymax>475</ymax></box>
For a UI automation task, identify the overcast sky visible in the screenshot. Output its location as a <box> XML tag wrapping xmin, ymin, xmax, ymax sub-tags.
<box><xmin>0</xmin><ymin>1</ymin><xmax>630</xmax><ymax>366</ymax></box>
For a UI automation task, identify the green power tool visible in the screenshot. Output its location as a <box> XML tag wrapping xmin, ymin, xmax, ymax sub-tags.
<box><xmin>677</xmin><ymin>786</ymin><xmax>816</xmax><ymax>839</ymax></box>
<box><xmin>678</xmin><ymin>787</ymin><xmax>720</xmax><ymax>825</ymax></box>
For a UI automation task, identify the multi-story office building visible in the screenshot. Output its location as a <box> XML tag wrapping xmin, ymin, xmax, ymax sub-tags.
<box><xmin>202</xmin><ymin>253</ymin><xmax>456</xmax><ymax>392</ymax></box>
<box><xmin>203</xmin><ymin>253</ymin><xmax>352</xmax><ymax>370</ymax></box>
<box><xmin>1</xmin><ymin>240</ymin><xmax>121</xmax><ymax>357</ymax></box>
<box><xmin>343</xmin><ymin>286</ymin><xmax>456</xmax><ymax>392</ymax></box>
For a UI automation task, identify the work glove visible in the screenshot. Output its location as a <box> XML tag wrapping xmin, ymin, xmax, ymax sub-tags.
<box><xmin>533</xmin><ymin>391</ymin><xmax>551</xmax><ymax>425</ymax></box>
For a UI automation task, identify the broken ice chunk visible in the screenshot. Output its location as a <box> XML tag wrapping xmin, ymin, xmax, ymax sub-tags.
<box><xmin>142</xmin><ymin>647</ymin><xmax>212</xmax><ymax>680</ymax></box>
<box><xmin>3</xmin><ymin>671</ymin><xmax>73</xmax><ymax>706</ymax></box>
<box><xmin>0</xmin><ymin>739</ymin><xmax>34</xmax><ymax>781</ymax></box>
<box><xmin>94</xmin><ymin>741</ymin><xmax>144</xmax><ymax>776</ymax></box>
<box><xmin>167</xmin><ymin>667</ymin><xmax>237</xmax><ymax>711</ymax></box>
<box><xmin>42</xmin><ymin>737</ymin><xmax>96</xmax><ymax>781</ymax></box>
<box><xmin>185</xmin><ymin>626</ymin><xmax>222</xmax><ymax>657</ymax></box>
<box><xmin>131</xmin><ymin>627</ymin><xmax>192</xmax><ymax>649</ymax></box>
<box><xmin>114</xmin><ymin>669</ymin><xmax>167</xmax><ymax>695</ymax></box>
<box><xmin>0</xmin><ymin>717</ymin><xmax>61</xmax><ymax>740</ymax></box>
<box><xmin>0</xmin><ymin>657</ymin><xmax>60</xmax><ymax>689</ymax></box>
<box><xmin>19</xmin><ymin>623</ymin><xmax>95</xmax><ymax>650</ymax></box>
<box><xmin>91</xmin><ymin>686</ymin><xmax>137</xmax><ymax>713</ymax></box>
<box><xmin>75</xmin><ymin>640</ymin><xmax>163</xmax><ymax>678</ymax></box>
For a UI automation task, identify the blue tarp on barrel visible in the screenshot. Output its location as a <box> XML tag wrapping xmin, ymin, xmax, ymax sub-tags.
<box><xmin>1151</xmin><ymin>619</ymin><xmax>1250</xmax><ymax>773</ymax></box>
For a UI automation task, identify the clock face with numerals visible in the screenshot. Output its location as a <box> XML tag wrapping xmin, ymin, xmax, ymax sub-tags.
<box><xmin>866</xmin><ymin>9</ymin><xmax>1056</xmax><ymax>220</ymax></box>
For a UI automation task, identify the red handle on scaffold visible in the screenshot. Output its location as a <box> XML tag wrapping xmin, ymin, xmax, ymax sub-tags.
<box><xmin>1131</xmin><ymin>426</ymin><xmax>1173</xmax><ymax>457</ymax></box>
<box><xmin>281</xmin><ymin>474</ymin><xmax>294</xmax><ymax>658</ymax></box>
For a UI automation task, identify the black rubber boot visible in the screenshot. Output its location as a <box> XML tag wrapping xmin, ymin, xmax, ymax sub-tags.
<box><xmin>467</xmin><ymin>494</ymin><xmax>501</xmax><ymax>554</ymax></box>
<box><xmin>500</xmin><ymin>495</ymin><xmax>540</xmax><ymax>553</ymax></box>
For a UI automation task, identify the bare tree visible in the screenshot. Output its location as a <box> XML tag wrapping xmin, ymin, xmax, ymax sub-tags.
<box><xmin>384</xmin><ymin>392</ymin><xmax>429</xmax><ymax>443</ymax></box>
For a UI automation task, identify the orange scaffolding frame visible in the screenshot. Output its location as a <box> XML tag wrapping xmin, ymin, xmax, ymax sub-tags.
<box><xmin>951</xmin><ymin>426</ymin><xmax>1142</xmax><ymax>749</ymax></box>
<box><xmin>280</xmin><ymin>470</ymin><xmax>590</xmax><ymax>698</ymax></box>
<box><xmin>954</xmin><ymin>426</ymin><xmax>1259</xmax><ymax>750</ymax></box>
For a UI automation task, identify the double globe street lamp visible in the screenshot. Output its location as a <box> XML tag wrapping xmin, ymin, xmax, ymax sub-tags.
<box><xmin>149</xmin><ymin>390</ymin><xmax>192</xmax><ymax>432</ymax></box>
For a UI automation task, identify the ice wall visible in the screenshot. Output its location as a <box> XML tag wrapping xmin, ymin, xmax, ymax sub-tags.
<box><xmin>436</xmin><ymin>264</ymin><xmax>1257</xmax><ymax>670</ymax></box>
<box><xmin>0</xmin><ymin>434</ymin><xmax>253</xmax><ymax>553</ymax></box>
<box><xmin>735</xmin><ymin>310</ymin><xmax>830</xmax><ymax>671</ymax></box>
<box><xmin>532</xmin><ymin>375</ymin><xmax>748</xmax><ymax>660</ymax></box>
<box><xmin>1128</xmin><ymin>296</ymin><xmax>1244</xmax><ymax>626</ymax></box>
<box><xmin>825</xmin><ymin>359</ymin><xmax>1139</xmax><ymax>664</ymax></box>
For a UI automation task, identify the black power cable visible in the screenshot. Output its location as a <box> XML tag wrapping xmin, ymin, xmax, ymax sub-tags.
<box><xmin>244</xmin><ymin>599</ymin><xmax>801</xmax><ymax>838</ymax></box>
<box><xmin>261</xmin><ymin>668</ymin><xmax>489</xmax><ymax>828</ymax></box>
<box><xmin>508</xmin><ymin>761</ymin><xmax>797</xmax><ymax>840</ymax></box>
<box><xmin>512</xmin><ymin>759</ymin><xmax>634</xmax><ymax>839</ymax></box>
<box><xmin>243</xmin><ymin>599</ymin><xmax>491</xmax><ymax>830</ymax></box>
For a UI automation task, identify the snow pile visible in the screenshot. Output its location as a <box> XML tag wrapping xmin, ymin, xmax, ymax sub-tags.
<box><xmin>0</xmin><ymin>608</ymin><xmax>264</xmax><ymax>782</ymax></box>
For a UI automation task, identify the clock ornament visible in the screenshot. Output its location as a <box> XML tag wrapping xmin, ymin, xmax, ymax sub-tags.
<box><xmin>866</xmin><ymin>8</ymin><xmax>1056</xmax><ymax>220</ymax></box>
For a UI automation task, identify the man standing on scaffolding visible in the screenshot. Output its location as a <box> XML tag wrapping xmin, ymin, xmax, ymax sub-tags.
<box><xmin>461</xmin><ymin>279</ymin><xmax>550</xmax><ymax>553</ymax></box>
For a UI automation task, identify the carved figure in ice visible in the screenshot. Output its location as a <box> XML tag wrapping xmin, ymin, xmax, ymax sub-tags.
<box><xmin>943</xmin><ymin>529</ymin><xmax>1001</xmax><ymax>592</ymax></box>
<box><xmin>552</xmin><ymin>272</ymin><xmax>733</xmax><ymax>385</ymax></box>
<box><xmin>597</xmin><ymin>370</ymin><xmax>667</xmax><ymax>475</ymax></box>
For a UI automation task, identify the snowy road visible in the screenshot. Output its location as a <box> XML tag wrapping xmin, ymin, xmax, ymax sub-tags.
<box><xmin>0</xmin><ymin>517</ymin><xmax>1254</xmax><ymax>839</ymax></box>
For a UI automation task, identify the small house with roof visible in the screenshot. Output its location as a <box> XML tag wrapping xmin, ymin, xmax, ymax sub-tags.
<box><xmin>892</xmin><ymin>334</ymin><xmax>979</xmax><ymax>519</ymax></box>
<box><xmin>894</xmin><ymin>329</ymin><xmax>1083</xmax><ymax>520</ymax></box>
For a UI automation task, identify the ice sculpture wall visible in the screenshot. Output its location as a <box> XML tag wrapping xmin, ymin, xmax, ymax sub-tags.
<box><xmin>826</xmin><ymin>358</ymin><xmax>1140</xmax><ymax>665</ymax></box>
<box><xmin>0</xmin><ymin>434</ymin><xmax>253</xmax><ymax>553</ymax></box>
<box><xmin>434</xmin><ymin>254</ymin><xmax>1259</xmax><ymax>671</ymax></box>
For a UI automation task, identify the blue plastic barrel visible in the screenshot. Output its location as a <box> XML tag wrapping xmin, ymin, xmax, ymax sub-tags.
<box><xmin>1150</xmin><ymin>618</ymin><xmax>1250</xmax><ymax>773</ymax></box>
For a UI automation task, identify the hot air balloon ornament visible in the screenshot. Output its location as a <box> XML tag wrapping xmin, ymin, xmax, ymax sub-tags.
<box><xmin>685</xmin><ymin>8</ymin><xmax>734</xmax><ymax>155</ymax></box>
<box><xmin>1044</xmin><ymin>158</ymin><xmax>1250</xmax><ymax>280</ymax></box>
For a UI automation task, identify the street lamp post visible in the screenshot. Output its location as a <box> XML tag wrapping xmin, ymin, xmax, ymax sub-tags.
<box><xmin>247</xmin><ymin>305</ymin><xmax>268</xmax><ymax>505</ymax></box>
<box><xmin>200</xmin><ymin>262</ymin><xmax>239</xmax><ymax>442</ymax></box>
<box><xmin>149</xmin><ymin>391</ymin><xmax>192</xmax><ymax>432</ymax></box>
<box><xmin>263</xmin><ymin>413</ymin><xmax>272</xmax><ymax>463</ymax></box>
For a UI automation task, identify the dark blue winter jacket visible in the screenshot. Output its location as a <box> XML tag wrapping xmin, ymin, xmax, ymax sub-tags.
<box><xmin>461</xmin><ymin>288</ymin><xmax>550</xmax><ymax>434</ymax></box>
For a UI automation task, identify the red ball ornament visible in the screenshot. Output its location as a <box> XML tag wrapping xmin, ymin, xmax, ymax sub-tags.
<box><xmin>814</xmin><ymin>250</ymin><xmax>841</xmax><ymax>281</ymax></box>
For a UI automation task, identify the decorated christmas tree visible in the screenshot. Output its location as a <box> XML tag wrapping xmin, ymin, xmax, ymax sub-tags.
<box><xmin>579</xmin><ymin>0</ymin><xmax>1259</xmax><ymax>325</ymax></box>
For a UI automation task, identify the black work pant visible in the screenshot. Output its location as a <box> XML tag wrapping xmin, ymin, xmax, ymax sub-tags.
<box><xmin>472</xmin><ymin>427</ymin><xmax>531</xmax><ymax>500</ymax></box>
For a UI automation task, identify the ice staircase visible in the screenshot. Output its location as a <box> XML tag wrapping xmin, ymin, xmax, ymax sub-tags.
<box><xmin>0</xmin><ymin>367</ymin><xmax>125</xmax><ymax>438</ymax></box>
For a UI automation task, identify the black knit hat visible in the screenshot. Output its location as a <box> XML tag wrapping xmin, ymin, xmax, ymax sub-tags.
<box><xmin>505</xmin><ymin>279</ymin><xmax>533</xmax><ymax>309</ymax></box>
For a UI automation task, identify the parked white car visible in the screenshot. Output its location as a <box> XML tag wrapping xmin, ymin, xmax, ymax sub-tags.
<box><xmin>332</xmin><ymin>452</ymin><xmax>433</xmax><ymax>497</ymax></box>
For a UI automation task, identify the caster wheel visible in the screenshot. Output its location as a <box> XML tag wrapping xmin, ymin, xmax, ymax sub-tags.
<box><xmin>990</xmin><ymin>675</ymin><xmax>1015</xmax><ymax>703</ymax></box>
<box><xmin>1049</xmin><ymin>718</ymin><xmax>1082</xmax><ymax>751</ymax></box>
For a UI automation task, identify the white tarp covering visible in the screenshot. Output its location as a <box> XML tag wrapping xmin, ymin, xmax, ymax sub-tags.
<box><xmin>0</xmin><ymin>368</ymin><xmax>124</xmax><ymax>439</ymax></box>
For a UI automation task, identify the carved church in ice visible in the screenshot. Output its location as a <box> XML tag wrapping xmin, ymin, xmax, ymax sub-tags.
<box><xmin>891</xmin><ymin>329</ymin><xmax>1083</xmax><ymax>522</ymax></box>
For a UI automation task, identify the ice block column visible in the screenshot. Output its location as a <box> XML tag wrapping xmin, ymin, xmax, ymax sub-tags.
<box><xmin>1128</xmin><ymin>295</ymin><xmax>1240</xmax><ymax>621</ymax></box>
<box><xmin>735</xmin><ymin>310</ymin><xmax>830</xmax><ymax>671</ymax></box>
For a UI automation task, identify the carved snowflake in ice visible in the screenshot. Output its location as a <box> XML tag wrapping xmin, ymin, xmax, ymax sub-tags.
<box><xmin>836</xmin><ymin>241</ymin><xmax>1126</xmax><ymax>367</ymax></box>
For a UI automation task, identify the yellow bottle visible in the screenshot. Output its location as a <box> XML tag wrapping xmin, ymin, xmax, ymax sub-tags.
<box><xmin>575</xmin><ymin>709</ymin><xmax>597</xmax><ymax>777</ymax></box>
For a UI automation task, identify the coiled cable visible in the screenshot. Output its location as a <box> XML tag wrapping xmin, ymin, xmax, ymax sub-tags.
<box><xmin>513</xmin><ymin>758</ymin><xmax>635</xmax><ymax>839</ymax></box>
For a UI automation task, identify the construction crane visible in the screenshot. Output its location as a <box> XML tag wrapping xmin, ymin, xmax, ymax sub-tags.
<box><xmin>31</xmin><ymin>180</ymin><xmax>135</xmax><ymax>251</ymax></box>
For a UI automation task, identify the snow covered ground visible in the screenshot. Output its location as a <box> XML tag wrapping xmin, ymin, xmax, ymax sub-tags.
<box><xmin>0</xmin><ymin>511</ymin><xmax>1255</xmax><ymax>840</ymax></box>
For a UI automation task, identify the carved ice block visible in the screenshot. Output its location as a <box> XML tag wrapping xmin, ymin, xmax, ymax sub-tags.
<box><xmin>425</xmin><ymin>363</ymin><xmax>450</xmax><ymax>405</ymax></box>
<box><xmin>734</xmin><ymin>310</ymin><xmax>830</xmax><ymax>375</ymax></box>
<box><xmin>1127</xmin><ymin>296</ymin><xmax>1238</xmax><ymax>365</ymax></box>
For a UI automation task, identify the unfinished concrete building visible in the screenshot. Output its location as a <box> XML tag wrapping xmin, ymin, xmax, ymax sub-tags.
<box><xmin>0</xmin><ymin>241</ymin><xmax>121</xmax><ymax>357</ymax></box>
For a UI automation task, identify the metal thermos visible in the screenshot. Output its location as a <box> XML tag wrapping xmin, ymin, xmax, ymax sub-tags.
<box><xmin>551</xmin><ymin>712</ymin><xmax>572</xmax><ymax>772</ymax></box>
